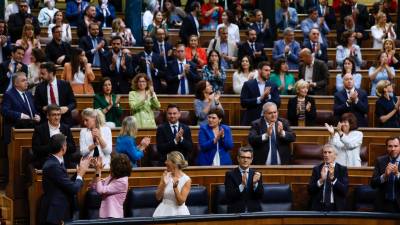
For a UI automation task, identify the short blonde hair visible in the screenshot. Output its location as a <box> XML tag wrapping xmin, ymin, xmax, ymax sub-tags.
<box><xmin>81</xmin><ymin>108</ymin><xmax>106</xmax><ymax>128</ymax></box>
<box><xmin>119</xmin><ymin>116</ymin><xmax>138</xmax><ymax>137</ymax></box>
<box><xmin>167</xmin><ymin>151</ymin><xmax>188</xmax><ymax>169</ymax></box>
<box><xmin>294</xmin><ymin>79</ymin><xmax>309</xmax><ymax>95</ymax></box>
<box><xmin>376</xmin><ymin>80</ymin><xmax>392</xmax><ymax>97</ymax></box>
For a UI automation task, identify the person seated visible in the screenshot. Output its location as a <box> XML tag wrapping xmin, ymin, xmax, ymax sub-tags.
<box><xmin>116</xmin><ymin>116</ymin><xmax>151</xmax><ymax>167</ymax></box>
<box><xmin>287</xmin><ymin>79</ymin><xmax>316</xmax><ymax>126</ymax></box>
<box><xmin>202</xmin><ymin>50</ymin><xmax>226</xmax><ymax>93</ymax></box>
<box><xmin>300</xmin><ymin>8</ymin><xmax>330</xmax><ymax>48</ymax></box>
<box><xmin>339</xmin><ymin>0</ymin><xmax>369</xmax><ymax>29</ymax></box>
<box><xmin>32</xmin><ymin>104</ymin><xmax>77</xmax><ymax>169</ymax></box>
<box><xmin>163</xmin><ymin>0</ymin><xmax>186</xmax><ymax>28</ymax></box>
<box><xmin>369</xmin><ymin>52</ymin><xmax>395</xmax><ymax>96</ymax></box>
<box><xmin>185</xmin><ymin>34</ymin><xmax>207</xmax><ymax>69</ymax></box>
<box><xmin>1</xmin><ymin>72</ymin><xmax>40</xmax><ymax>145</ymax></box>
<box><xmin>215</xmin><ymin>10</ymin><xmax>240</xmax><ymax>43</ymax></box>
<box><xmin>95</xmin><ymin>0</ymin><xmax>116</xmax><ymax>28</ymax></box>
<box><xmin>200</xmin><ymin>0</ymin><xmax>223</xmax><ymax>31</ymax></box>
<box><xmin>153</xmin><ymin>27</ymin><xmax>173</xmax><ymax>67</ymax></box>
<box><xmin>337</xmin><ymin>15</ymin><xmax>368</xmax><ymax>47</ymax></box>
<box><xmin>248</xmin><ymin>102</ymin><xmax>296</xmax><ymax>165</ymax></box>
<box><xmin>77</xmin><ymin>5</ymin><xmax>103</xmax><ymax>39</ymax></box>
<box><xmin>197</xmin><ymin>108</ymin><xmax>233</xmax><ymax>166</ymax></box>
<box><xmin>382</xmin><ymin>39</ymin><xmax>400</xmax><ymax>69</ymax></box>
<box><xmin>145</xmin><ymin>10</ymin><xmax>168</xmax><ymax>39</ymax></box>
<box><xmin>7</xmin><ymin>0</ymin><xmax>40</xmax><ymax>43</ymax></box>
<box><xmin>336</xmin><ymin>57</ymin><xmax>362</xmax><ymax>92</ymax></box>
<box><xmin>325</xmin><ymin>113</ymin><xmax>363</xmax><ymax>167</ymax></box>
<box><xmin>308</xmin><ymin>144</ymin><xmax>349</xmax><ymax>211</ymax></box>
<box><xmin>248</xmin><ymin>9</ymin><xmax>273</xmax><ymax>48</ymax></box>
<box><xmin>66</xmin><ymin>0</ymin><xmax>89</xmax><ymax>26</ymax></box>
<box><xmin>45</xmin><ymin>25</ymin><xmax>72</xmax><ymax>65</ymax></box>
<box><xmin>129</xmin><ymin>74</ymin><xmax>161</xmax><ymax>129</ymax></box>
<box><xmin>317</xmin><ymin>0</ymin><xmax>336</xmax><ymax>29</ymax></box>
<box><xmin>156</xmin><ymin>104</ymin><xmax>193</xmax><ymax>166</ymax></box>
<box><xmin>238</xmin><ymin>28</ymin><xmax>268</xmax><ymax>70</ymax></box>
<box><xmin>111</xmin><ymin>18</ymin><xmax>136</xmax><ymax>46</ymax></box>
<box><xmin>333</xmin><ymin>73</ymin><xmax>368</xmax><ymax>127</ymax></box>
<box><xmin>27</xmin><ymin>48</ymin><xmax>46</xmax><ymax>94</ymax></box>
<box><xmin>194</xmin><ymin>80</ymin><xmax>224</xmax><ymax>125</ymax></box>
<box><xmin>0</xmin><ymin>46</ymin><xmax>28</xmax><ymax>94</ymax></box>
<box><xmin>270</xmin><ymin>59</ymin><xmax>296</xmax><ymax>95</ymax></box>
<box><xmin>225</xmin><ymin>146</ymin><xmax>264</xmax><ymax>213</ymax></box>
<box><xmin>0</xmin><ymin>20</ymin><xmax>12</xmax><ymax>64</ymax></box>
<box><xmin>79</xmin><ymin>22</ymin><xmax>108</xmax><ymax>68</ymax></box>
<box><xmin>375</xmin><ymin>80</ymin><xmax>400</xmax><ymax>128</ymax></box>
<box><xmin>272</xmin><ymin>27</ymin><xmax>300</xmax><ymax>70</ymax></box>
<box><xmin>336</xmin><ymin>31</ymin><xmax>362</xmax><ymax>70</ymax></box>
<box><xmin>298</xmin><ymin>48</ymin><xmax>329</xmax><ymax>95</ymax></box>
<box><xmin>38</xmin><ymin>0</ymin><xmax>58</xmax><ymax>27</ymax></box>
<box><xmin>100</xmin><ymin>35</ymin><xmax>133</xmax><ymax>94</ymax></box>
<box><xmin>80</xmin><ymin>108</ymin><xmax>112</xmax><ymax>169</ymax></box>
<box><xmin>233</xmin><ymin>56</ymin><xmax>257</xmax><ymax>94</ymax></box>
<box><xmin>90</xmin><ymin>154</ymin><xmax>130</xmax><ymax>218</ymax></box>
<box><xmin>64</xmin><ymin>49</ymin><xmax>95</xmax><ymax>95</ymax></box>
<box><xmin>370</xmin><ymin>136</ymin><xmax>400</xmax><ymax>212</ymax></box>
<box><xmin>48</xmin><ymin>11</ymin><xmax>72</xmax><ymax>44</ymax></box>
<box><xmin>208</xmin><ymin>26</ymin><xmax>238</xmax><ymax>70</ymax></box>
<box><xmin>275</xmin><ymin>0</ymin><xmax>298</xmax><ymax>31</ymax></box>
<box><xmin>302</xmin><ymin>28</ymin><xmax>328</xmax><ymax>63</ymax></box>
<box><xmin>5</xmin><ymin>0</ymin><xmax>31</xmax><ymax>22</ymax></box>
<box><xmin>35</xmin><ymin>62</ymin><xmax>76</xmax><ymax>127</ymax></box>
<box><xmin>371</xmin><ymin>12</ymin><xmax>396</xmax><ymax>49</ymax></box>
<box><xmin>166</xmin><ymin>43</ymin><xmax>201</xmax><ymax>94</ymax></box>
<box><xmin>153</xmin><ymin>151</ymin><xmax>191</xmax><ymax>217</ymax></box>
<box><xmin>15</xmin><ymin>24</ymin><xmax>40</xmax><ymax>65</ymax></box>
<box><xmin>94</xmin><ymin>77</ymin><xmax>123</xmax><ymax>128</ymax></box>
<box><xmin>179</xmin><ymin>1</ymin><xmax>201</xmax><ymax>45</ymax></box>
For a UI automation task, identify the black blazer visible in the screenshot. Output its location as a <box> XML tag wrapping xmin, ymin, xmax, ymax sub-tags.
<box><xmin>8</xmin><ymin>13</ymin><xmax>41</xmax><ymax>43</ymax></box>
<box><xmin>0</xmin><ymin>39</ymin><xmax>11</xmax><ymax>62</ymax></box>
<box><xmin>32</xmin><ymin>123</ymin><xmax>77</xmax><ymax>169</ymax></box>
<box><xmin>298</xmin><ymin>59</ymin><xmax>329</xmax><ymax>95</ymax></box>
<box><xmin>238</xmin><ymin>41</ymin><xmax>268</xmax><ymax>66</ymax></box>
<box><xmin>370</xmin><ymin>155</ymin><xmax>400</xmax><ymax>211</ymax></box>
<box><xmin>240</xmin><ymin>78</ymin><xmax>280</xmax><ymax>126</ymax></box>
<box><xmin>34</xmin><ymin>80</ymin><xmax>77</xmax><ymax>127</ymax></box>
<box><xmin>166</xmin><ymin>60</ymin><xmax>200</xmax><ymax>94</ymax></box>
<box><xmin>156</xmin><ymin>122</ymin><xmax>193</xmax><ymax>166</ymax></box>
<box><xmin>152</xmin><ymin>41</ymin><xmax>173</xmax><ymax>65</ymax></box>
<box><xmin>76</xmin><ymin>19</ymin><xmax>103</xmax><ymax>38</ymax></box>
<box><xmin>318</xmin><ymin>5</ymin><xmax>336</xmax><ymax>29</ymax></box>
<box><xmin>248</xmin><ymin>23</ymin><xmax>273</xmax><ymax>48</ymax></box>
<box><xmin>302</xmin><ymin>41</ymin><xmax>328</xmax><ymax>63</ymax></box>
<box><xmin>287</xmin><ymin>96</ymin><xmax>317</xmax><ymax>126</ymax></box>
<box><xmin>0</xmin><ymin>60</ymin><xmax>28</xmax><ymax>94</ymax></box>
<box><xmin>100</xmin><ymin>50</ymin><xmax>134</xmax><ymax>94</ymax></box>
<box><xmin>179</xmin><ymin>14</ymin><xmax>199</xmax><ymax>45</ymax></box>
<box><xmin>340</xmin><ymin>3</ymin><xmax>369</xmax><ymax>29</ymax></box>
<box><xmin>78</xmin><ymin>35</ymin><xmax>108</xmax><ymax>66</ymax></box>
<box><xmin>45</xmin><ymin>40</ymin><xmax>72</xmax><ymax>65</ymax></box>
<box><xmin>39</xmin><ymin>155</ymin><xmax>83</xmax><ymax>224</ymax></box>
<box><xmin>333</xmin><ymin>88</ymin><xmax>368</xmax><ymax>127</ymax></box>
<box><xmin>248</xmin><ymin>117</ymin><xmax>296</xmax><ymax>165</ymax></box>
<box><xmin>308</xmin><ymin>163</ymin><xmax>349</xmax><ymax>211</ymax></box>
<box><xmin>134</xmin><ymin>51</ymin><xmax>166</xmax><ymax>94</ymax></box>
<box><xmin>225</xmin><ymin>167</ymin><xmax>264</xmax><ymax>213</ymax></box>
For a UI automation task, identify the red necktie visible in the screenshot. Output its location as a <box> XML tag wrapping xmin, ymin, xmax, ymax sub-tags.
<box><xmin>49</xmin><ymin>83</ymin><xmax>56</xmax><ymax>104</ymax></box>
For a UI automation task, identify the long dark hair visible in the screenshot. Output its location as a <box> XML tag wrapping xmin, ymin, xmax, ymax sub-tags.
<box><xmin>237</xmin><ymin>55</ymin><xmax>253</xmax><ymax>73</ymax></box>
<box><xmin>207</xmin><ymin>49</ymin><xmax>222</xmax><ymax>70</ymax></box>
<box><xmin>194</xmin><ymin>80</ymin><xmax>207</xmax><ymax>100</ymax></box>
<box><xmin>70</xmin><ymin>47</ymin><xmax>84</xmax><ymax>76</ymax></box>
<box><xmin>341</xmin><ymin>57</ymin><xmax>356</xmax><ymax>76</ymax></box>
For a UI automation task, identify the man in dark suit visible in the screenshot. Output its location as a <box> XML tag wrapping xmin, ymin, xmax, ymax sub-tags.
<box><xmin>7</xmin><ymin>0</ymin><xmax>40</xmax><ymax>43</ymax></box>
<box><xmin>32</xmin><ymin>104</ymin><xmax>77</xmax><ymax>170</ymax></box>
<box><xmin>225</xmin><ymin>146</ymin><xmax>264</xmax><ymax>213</ymax></box>
<box><xmin>1</xmin><ymin>72</ymin><xmax>40</xmax><ymax>145</ymax></box>
<box><xmin>0</xmin><ymin>20</ymin><xmax>12</xmax><ymax>64</ymax></box>
<box><xmin>238</xmin><ymin>28</ymin><xmax>268</xmax><ymax>67</ymax></box>
<box><xmin>100</xmin><ymin>35</ymin><xmax>133</xmax><ymax>94</ymax></box>
<box><xmin>0</xmin><ymin>46</ymin><xmax>28</xmax><ymax>94</ymax></box>
<box><xmin>303</xmin><ymin>0</ymin><xmax>319</xmax><ymax>12</ymax></box>
<box><xmin>156</xmin><ymin>104</ymin><xmax>193</xmax><ymax>166</ymax></box>
<box><xmin>135</xmin><ymin>37</ymin><xmax>166</xmax><ymax>94</ymax></box>
<box><xmin>39</xmin><ymin>134</ymin><xmax>90</xmax><ymax>225</ymax></box>
<box><xmin>35</xmin><ymin>62</ymin><xmax>77</xmax><ymax>127</ymax></box>
<box><xmin>340</xmin><ymin>0</ymin><xmax>369</xmax><ymax>29</ymax></box>
<box><xmin>166</xmin><ymin>43</ymin><xmax>200</xmax><ymax>94</ymax></box>
<box><xmin>308</xmin><ymin>144</ymin><xmax>349</xmax><ymax>211</ymax></box>
<box><xmin>333</xmin><ymin>73</ymin><xmax>368</xmax><ymax>127</ymax></box>
<box><xmin>179</xmin><ymin>1</ymin><xmax>201</xmax><ymax>45</ymax></box>
<box><xmin>317</xmin><ymin>0</ymin><xmax>336</xmax><ymax>29</ymax></box>
<box><xmin>248</xmin><ymin>102</ymin><xmax>295</xmax><ymax>165</ymax></box>
<box><xmin>153</xmin><ymin>27</ymin><xmax>173</xmax><ymax>68</ymax></box>
<box><xmin>298</xmin><ymin>48</ymin><xmax>329</xmax><ymax>95</ymax></box>
<box><xmin>78</xmin><ymin>22</ymin><xmax>108</xmax><ymax>68</ymax></box>
<box><xmin>302</xmin><ymin>28</ymin><xmax>328</xmax><ymax>63</ymax></box>
<box><xmin>240</xmin><ymin>61</ymin><xmax>280</xmax><ymax>126</ymax></box>
<box><xmin>248</xmin><ymin>9</ymin><xmax>273</xmax><ymax>48</ymax></box>
<box><xmin>336</xmin><ymin>15</ymin><xmax>368</xmax><ymax>47</ymax></box>
<box><xmin>45</xmin><ymin>25</ymin><xmax>72</xmax><ymax>66</ymax></box>
<box><xmin>371</xmin><ymin>136</ymin><xmax>400</xmax><ymax>212</ymax></box>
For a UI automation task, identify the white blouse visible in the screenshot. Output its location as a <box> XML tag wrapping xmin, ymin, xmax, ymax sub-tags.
<box><xmin>371</xmin><ymin>24</ymin><xmax>397</xmax><ymax>49</ymax></box>
<box><xmin>232</xmin><ymin>70</ymin><xmax>258</xmax><ymax>94</ymax></box>
<box><xmin>329</xmin><ymin>131</ymin><xmax>363</xmax><ymax>167</ymax></box>
<box><xmin>80</xmin><ymin>126</ymin><xmax>112</xmax><ymax>169</ymax></box>
<box><xmin>48</xmin><ymin>23</ymin><xmax>72</xmax><ymax>43</ymax></box>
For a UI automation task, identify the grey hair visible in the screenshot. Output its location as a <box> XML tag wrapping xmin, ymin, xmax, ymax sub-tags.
<box><xmin>283</xmin><ymin>27</ymin><xmax>294</xmax><ymax>36</ymax></box>
<box><xmin>262</xmin><ymin>102</ymin><xmax>277</xmax><ymax>114</ymax></box>
<box><xmin>12</xmin><ymin>72</ymin><xmax>27</xmax><ymax>86</ymax></box>
<box><xmin>322</xmin><ymin>144</ymin><xmax>337</xmax><ymax>154</ymax></box>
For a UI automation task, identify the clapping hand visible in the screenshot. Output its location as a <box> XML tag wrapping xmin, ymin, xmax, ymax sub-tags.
<box><xmin>267</xmin><ymin>122</ymin><xmax>274</xmax><ymax>136</ymax></box>
<box><xmin>213</xmin><ymin>128</ymin><xmax>224</xmax><ymax>144</ymax></box>
<box><xmin>306</xmin><ymin>102</ymin><xmax>311</xmax><ymax>112</ymax></box>
<box><xmin>94</xmin><ymin>156</ymin><xmax>103</xmax><ymax>171</ymax></box>
<box><xmin>325</xmin><ymin>123</ymin><xmax>335</xmax><ymax>136</ymax></box>
<box><xmin>161</xmin><ymin>171</ymin><xmax>170</xmax><ymax>185</ymax></box>
<box><xmin>349</xmin><ymin>90</ymin><xmax>358</xmax><ymax>102</ymax></box>
<box><xmin>253</xmin><ymin>172</ymin><xmax>261</xmax><ymax>184</ymax></box>
<box><xmin>139</xmin><ymin>137</ymin><xmax>151</xmax><ymax>151</ymax></box>
<box><xmin>277</xmin><ymin>121</ymin><xmax>284</xmax><ymax>136</ymax></box>
<box><xmin>175</xmin><ymin>128</ymin><xmax>184</xmax><ymax>143</ymax></box>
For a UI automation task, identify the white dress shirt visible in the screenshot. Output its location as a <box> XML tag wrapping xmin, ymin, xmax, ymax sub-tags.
<box><xmin>304</xmin><ymin>59</ymin><xmax>314</xmax><ymax>83</ymax></box>
<box><xmin>48</xmin><ymin>122</ymin><xmax>61</xmax><ymax>137</ymax></box>
<box><xmin>261</xmin><ymin>122</ymin><xmax>283</xmax><ymax>165</ymax></box>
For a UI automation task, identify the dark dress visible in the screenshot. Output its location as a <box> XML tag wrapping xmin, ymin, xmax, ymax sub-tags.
<box><xmin>93</xmin><ymin>94</ymin><xmax>123</xmax><ymax>127</ymax></box>
<box><xmin>375</xmin><ymin>95</ymin><xmax>400</xmax><ymax>128</ymax></box>
<box><xmin>287</xmin><ymin>96</ymin><xmax>317</xmax><ymax>126</ymax></box>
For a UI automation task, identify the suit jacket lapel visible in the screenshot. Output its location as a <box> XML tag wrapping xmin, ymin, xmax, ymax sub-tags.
<box><xmin>14</xmin><ymin>88</ymin><xmax>30</xmax><ymax>113</ymax></box>
<box><xmin>44</xmin><ymin>125</ymin><xmax>51</xmax><ymax>141</ymax></box>
<box><xmin>312</xmin><ymin>61</ymin><xmax>318</xmax><ymax>82</ymax></box>
<box><xmin>260</xmin><ymin>117</ymin><xmax>268</xmax><ymax>134</ymax></box>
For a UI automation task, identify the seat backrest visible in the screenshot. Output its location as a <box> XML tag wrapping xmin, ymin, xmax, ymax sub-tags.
<box><xmin>84</xmin><ymin>189</ymin><xmax>102</xmax><ymax>219</ymax></box>
<box><xmin>314</xmin><ymin>110</ymin><xmax>334</xmax><ymax>126</ymax></box>
<box><xmin>353</xmin><ymin>185</ymin><xmax>377</xmax><ymax>212</ymax></box>
<box><xmin>186</xmin><ymin>186</ymin><xmax>209</xmax><ymax>215</ymax></box>
<box><xmin>212</xmin><ymin>184</ymin><xmax>228</xmax><ymax>214</ymax></box>
<box><xmin>261</xmin><ymin>184</ymin><xmax>292</xmax><ymax>211</ymax></box>
<box><xmin>360</xmin><ymin>146</ymin><xmax>368</xmax><ymax>166</ymax></box>
<box><xmin>154</xmin><ymin>110</ymin><xmax>165</xmax><ymax>125</ymax></box>
<box><xmin>291</xmin><ymin>143</ymin><xmax>323</xmax><ymax>165</ymax></box>
<box><xmin>125</xmin><ymin>186</ymin><xmax>159</xmax><ymax>217</ymax></box>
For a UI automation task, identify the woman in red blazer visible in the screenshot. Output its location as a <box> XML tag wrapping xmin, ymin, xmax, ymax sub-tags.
<box><xmin>185</xmin><ymin>35</ymin><xmax>207</xmax><ymax>69</ymax></box>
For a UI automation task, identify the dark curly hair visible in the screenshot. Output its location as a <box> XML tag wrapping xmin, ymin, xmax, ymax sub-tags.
<box><xmin>110</xmin><ymin>153</ymin><xmax>132</xmax><ymax>179</ymax></box>
<box><xmin>340</xmin><ymin>112</ymin><xmax>358</xmax><ymax>131</ymax></box>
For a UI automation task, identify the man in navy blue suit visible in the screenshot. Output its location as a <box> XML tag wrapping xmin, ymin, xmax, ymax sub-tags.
<box><xmin>238</xmin><ymin>29</ymin><xmax>268</xmax><ymax>67</ymax></box>
<box><xmin>153</xmin><ymin>28</ymin><xmax>173</xmax><ymax>68</ymax></box>
<box><xmin>166</xmin><ymin>43</ymin><xmax>200</xmax><ymax>94</ymax></box>
<box><xmin>39</xmin><ymin>134</ymin><xmax>90</xmax><ymax>225</ymax></box>
<box><xmin>78</xmin><ymin>22</ymin><xmax>108</xmax><ymax>68</ymax></box>
<box><xmin>240</xmin><ymin>61</ymin><xmax>280</xmax><ymax>126</ymax></box>
<box><xmin>248</xmin><ymin>9</ymin><xmax>273</xmax><ymax>48</ymax></box>
<box><xmin>333</xmin><ymin>73</ymin><xmax>368</xmax><ymax>127</ymax></box>
<box><xmin>179</xmin><ymin>1</ymin><xmax>201</xmax><ymax>45</ymax></box>
<box><xmin>1</xmin><ymin>72</ymin><xmax>40</xmax><ymax>144</ymax></box>
<box><xmin>0</xmin><ymin>46</ymin><xmax>28</xmax><ymax>94</ymax></box>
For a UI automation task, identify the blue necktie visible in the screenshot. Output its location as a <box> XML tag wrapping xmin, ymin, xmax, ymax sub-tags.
<box><xmin>179</xmin><ymin>63</ymin><xmax>186</xmax><ymax>94</ymax></box>
<box><xmin>160</xmin><ymin>43</ymin><xmax>167</xmax><ymax>67</ymax></box>
<box><xmin>270</xmin><ymin>126</ymin><xmax>278</xmax><ymax>165</ymax></box>
<box><xmin>172</xmin><ymin>125</ymin><xmax>177</xmax><ymax>136</ymax></box>
<box><xmin>386</xmin><ymin>158</ymin><xmax>397</xmax><ymax>201</ymax></box>
<box><xmin>146</xmin><ymin>54</ymin><xmax>152</xmax><ymax>80</ymax></box>
<box><xmin>22</xmin><ymin>93</ymin><xmax>33</xmax><ymax>118</ymax></box>
<box><xmin>323</xmin><ymin>168</ymin><xmax>332</xmax><ymax>205</ymax></box>
<box><xmin>92</xmin><ymin>38</ymin><xmax>100</xmax><ymax>67</ymax></box>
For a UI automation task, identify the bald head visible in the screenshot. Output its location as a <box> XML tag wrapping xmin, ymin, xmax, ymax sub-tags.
<box><xmin>299</xmin><ymin>48</ymin><xmax>313</xmax><ymax>65</ymax></box>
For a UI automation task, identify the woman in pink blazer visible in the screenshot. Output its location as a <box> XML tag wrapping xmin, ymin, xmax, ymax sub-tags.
<box><xmin>91</xmin><ymin>154</ymin><xmax>131</xmax><ymax>218</ymax></box>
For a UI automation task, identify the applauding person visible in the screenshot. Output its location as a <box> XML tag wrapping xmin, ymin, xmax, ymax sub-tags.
<box><xmin>194</xmin><ymin>80</ymin><xmax>224</xmax><ymax>125</ymax></box>
<box><xmin>369</xmin><ymin>52</ymin><xmax>395</xmax><ymax>96</ymax></box>
<box><xmin>202</xmin><ymin>50</ymin><xmax>226</xmax><ymax>93</ymax></box>
<box><xmin>375</xmin><ymin>80</ymin><xmax>400</xmax><ymax>128</ymax></box>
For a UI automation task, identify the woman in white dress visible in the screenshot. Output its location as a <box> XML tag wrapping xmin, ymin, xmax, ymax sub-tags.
<box><xmin>232</xmin><ymin>56</ymin><xmax>258</xmax><ymax>94</ymax></box>
<box><xmin>215</xmin><ymin>10</ymin><xmax>240</xmax><ymax>43</ymax></box>
<box><xmin>153</xmin><ymin>151</ymin><xmax>191</xmax><ymax>217</ymax></box>
<box><xmin>325</xmin><ymin>113</ymin><xmax>363</xmax><ymax>167</ymax></box>
<box><xmin>371</xmin><ymin>12</ymin><xmax>396</xmax><ymax>49</ymax></box>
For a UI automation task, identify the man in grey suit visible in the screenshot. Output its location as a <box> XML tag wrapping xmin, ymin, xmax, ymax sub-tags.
<box><xmin>207</xmin><ymin>26</ymin><xmax>238</xmax><ymax>69</ymax></box>
<box><xmin>298</xmin><ymin>48</ymin><xmax>329</xmax><ymax>95</ymax></box>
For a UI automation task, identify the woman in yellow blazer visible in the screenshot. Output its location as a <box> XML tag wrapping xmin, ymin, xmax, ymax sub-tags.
<box><xmin>61</xmin><ymin>47</ymin><xmax>95</xmax><ymax>94</ymax></box>
<box><xmin>129</xmin><ymin>74</ymin><xmax>161</xmax><ymax>128</ymax></box>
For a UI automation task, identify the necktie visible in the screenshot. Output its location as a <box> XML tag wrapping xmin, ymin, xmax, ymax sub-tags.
<box><xmin>312</xmin><ymin>42</ymin><xmax>316</xmax><ymax>53</ymax></box>
<box><xmin>49</xmin><ymin>83</ymin><xmax>57</xmax><ymax>104</ymax></box>
<box><xmin>22</xmin><ymin>93</ymin><xmax>33</xmax><ymax>118</ymax></box>
<box><xmin>60</xmin><ymin>162</ymin><xmax>66</xmax><ymax>170</ymax></box>
<box><xmin>242</xmin><ymin>170</ymin><xmax>248</xmax><ymax>189</ymax></box>
<box><xmin>172</xmin><ymin>125</ymin><xmax>177</xmax><ymax>136</ymax></box>
<box><xmin>92</xmin><ymin>38</ymin><xmax>100</xmax><ymax>67</ymax></box>
<box><xmin>323</xmin><ymin>168</ymin><xmax>332</xmax><ymax>205</ymax></box>
<box><xmin>386</xmin><ymin>158</ymin><xmax>397</xmax><ymax>201</ymax></box>
<box><xmin>251</xmin><ymin>43</ymin><xmax>256</xmax><ymax>52</ymax></box>
<box><xmin>146</xmin><ymin>54</ymin><xmax>152</xmax><ymax>80</ymax></box>
<box><xmin>270</xmin><ymin>126</ymin><xmax>278</xmax><ymax>165</ymax></box>
<box><xmin>258</xmin><ymin>23</ymin><xmax>262</xmax><ymax>31</ymax></box>
<box><xmin>179</xmin><ymin>63</ymin><xmax>186</xmax><ymax>94</ymax></box>
<box><xmin>160</xmin><ymin>43</ymin><xmax>167</xmax><ymax>66</ymax></box>
<box><xmin>13</xmin><ymin>62</ymin><xmax>17</xmax><ymax>73</ymax></box>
